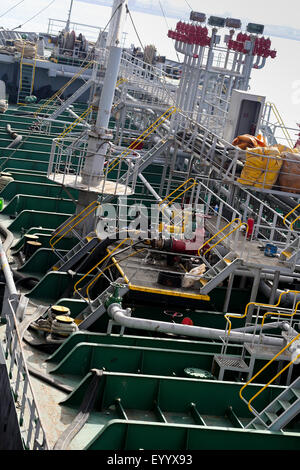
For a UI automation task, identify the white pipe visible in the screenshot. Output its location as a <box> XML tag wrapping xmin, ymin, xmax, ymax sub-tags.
<box><xmin>107</xmin><ymin>303</ymin><xmax>285</xmax><ymax>347</ymax></box>
<box><xmin>0</xmin><ymin>239</ymin><xmax>17</xmax><ymax>296</ymax></box>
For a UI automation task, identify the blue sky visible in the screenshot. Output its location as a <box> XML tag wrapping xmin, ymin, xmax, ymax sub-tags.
<box><xmin>0</xmin><ymin>1</ymin><xmax>298</xmax><ymax>128</ymax></box>
<box><xmin>76</xmin><ymin>0</ymin><xmax>300</xmax><ymax>30</ymax></box>
<box><xmin>0</xmin><ymin>0</ymin><xmax>300</xmax><ymax>33</ymax></box>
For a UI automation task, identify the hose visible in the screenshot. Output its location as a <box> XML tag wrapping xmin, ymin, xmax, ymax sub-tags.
<box><xmin>28</xmin><ymin>365</ymin><xmax>72</xmax><ymax>394</ymax></box>
<box><xmin>12</xmin><ymin>269</ymin><xmax>39</xmax><ymax>289</ymax></box>
<box><xmin>53</xmin><ymin>369</ymin><xmax>103</xmax><ymax>450</ymax></box>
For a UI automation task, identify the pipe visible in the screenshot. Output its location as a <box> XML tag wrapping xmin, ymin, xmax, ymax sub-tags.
<box><xmin>52</xmin><ymin>71</ymin><xmax>91</xmax><ymax>80</ymax></box>
<box><xmin>6</xmin><ymin>135</ymin><xmax>22</xmax><ymax>149</ymax></box>
<box><xmin>107</xmin><ymin>303</ymin><xmax>285</xmax><ymax>347</ymax></box>
<box><xmin>232</xmin><ymin>321</ymin><xmax>290</xmax><ymax>334</ymax></box>
<box><xmin>234</xmin><ymin>269</ymin><xmax>294</xmax><ymax>284</ymax></box>
<box><xmin>0</xmin><ymin>238</ymin><xmax>17</xmax><ymax>296</ymax></box>
<box><xmin>66</xmin><ymin>107</ymin><xmax>91</xmax><ymax>129</ymax></box>
<box><xmin>0</xmin><ymin>223</ymin><xmax>15</xmax><ymax>254</ymax></box>
<box><xmin>259</xmin><ymin>280</ymin><xmax>300</xmax><ymax>307</ymax></box>
<box><xmin>6</xmin><ymin>124</ymin><xmax>22</xmax><ymax>148</ymax></box>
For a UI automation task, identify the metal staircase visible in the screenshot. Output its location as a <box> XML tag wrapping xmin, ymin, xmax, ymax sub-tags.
<box><xmin>199</xmin><ymin>252</ymin><xmax>242</xmax><ymax>295</ymax></box>
<box><xmin>47</xmin><ymin>79</ymin><xmax>94</xmax><ymax>121</ymax></box>
<box><xmin>76</xmin><ymin>281</ymin><xmax>129</xmax><ymax>330</ymax></box>
<box><xmin>17</xmin><ymin>46</ymin><xmax>37</xmax><ymax>104</ymax></box>
<box><xmin>51</xmin><ymin>236</ymin><xmax>100</xmax><ymax>272</ymax></box>
<box><xmin>246</xmin><ymin>376</ymin><xmax>300</xmax><ymax>431</ymax></box>
<box><xmin>137</xmin><ymin>138</ymin><xmax>171</xmax><ymax>173</ymax></box>
<box><xmin>279</xmin><ymin>237</ymin><xmax>300</xmax><ymax>265</ymax></box>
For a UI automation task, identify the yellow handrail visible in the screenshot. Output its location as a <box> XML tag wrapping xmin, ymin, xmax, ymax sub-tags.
<box><xmin>239</xmin><ymin>334</ymin><xmax>300</xmax><ymax>412</ymax></box>
<box><xmin>283</xmin><ymin>204</ymin><xmax>300</xmax><ymax>231</ymax></box>
<box><xmin>56</xmin><ymin>105</ymin><xmax>94</xmax><ymax>142</ymax></box>
<box><xmin>85</xmin><ymin>246</ymin><xmax>146</xmax><ymax>299</ymax></box>
<box><xmin>261</xmin><ymin>301</ymin><xmax>300</xmax><ymax>329</ymax></box>
<box><xmin>50</xmin><ymin>200</ymin><xmax>100</xmax><ymax>250</ymax></box>
<box><xmin>197</xmin><ymin>218</ymin><xmax>243</xmax><ymax>257</ymax></box>
<box><xmin>105</xmin><ymin>106</ymin><xmax>177</xmax><ymax>177</ymax></box>
<box><xmin>34</xmin><ymin>60</ymin><xmax>94</xmax><ymax>117</ymax></box>
<box><xmin>56</xmin><ymin>76</ymin><xmax>127</xmax><ymax>142</ymax></box>
<box><xmin>159</xmin><ymin>178</ymin><xmax>197</xmax><ymax>207</ymax></box>
<box><xmin>73</xmin><ymin>238</ymin><xmax>130</xmax><ymax>296</ymax></box>
<box><xmin>267</xmin><ymin>102</ymin><xmax>294</xmax><ymax>149</ymax></box>
<box><xmin>290</xmin><ymin>216</ymin><xmax>300</xmax><ymax>231</ymax></box>
<box><xmin>225</xmin><ymin>290</ymin><xmax>300</xmax><ymax>336</ymax></box>
<box><xmin>116</xmin><ymin>77</ymin><xmax>127</xmax><ymax>87</ymax></box>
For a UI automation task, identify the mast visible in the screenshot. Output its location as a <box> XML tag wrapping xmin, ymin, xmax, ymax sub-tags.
<box><xmin>76</xmin><ymin>0</ymin><xmax>128</xmax><ymax>232</ymax></box>
<box><xmin>65</xmin><ymin>0</ymin><xmax>74</xmax><ymax>33</ymax></box>
<box><xmin>106</xmin><ymin>0</ymin><xmax>126</xmax><ymax>48</ymax></box>
<box><xmin>80</xmin><ymin>0</ymin><xmax>126</xmax><ymax>187</ymax></box>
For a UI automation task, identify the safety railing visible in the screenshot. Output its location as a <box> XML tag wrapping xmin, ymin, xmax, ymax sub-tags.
<box><xmin>73</xmin><ymin>238</ymin><xmax>131</xmax><ymax>300</ymax></box>
<box><xmin>104</xmin><ymin>106</ymin><xmax>177</xmax><ymax>177</ymax></box>
<box><xmin>33</xmin><ymin>59</ymin><xmax>95</xmax><ymax>117</ymax></box>
<box><xmin>56</xmin><ymin>105</ymin><xmax>94</xmax><ymax>142</ymax></box>
<box><xmin>197</xmin><ymin>218</ymin><xmax>243</xmax><ymax>257</ymax></box>
<box><xmin>4</xmin><ymin>298</ymin><xmax>49</xmax><ymax>449</ymax></box>
<box><xmin>159</xmin><ymin>178</ymin><xmax>197</xmax><ymax>208</ymax></box>
<box><xmin>17</xmin><ymin>41</ymin><xmax>38</xmax><ymax>105</ymax></box>
<box><xmin>172</xmin><ymin>108</ymin><xmax>300</xmax><ymax>198</ymax></box>
<box><xmin>194</xmin><ymin>177</ymin><xmax>297</xmax><ymax>249</ymax></box>
<box><xmin>157</xmin><ymin>178</ymin><xmax>198</xmax><ymax>230</ymax></box>
<box><xmin>106</xmin><ymin>243</ymin><xmax>211</xmax><ymax>302</ymax></box>
<box><xmin>120</xmin><ymin>52</ymin><xmax>177</xmax><ymax>108</ymax></box>
<box><xmin>86</xmin><ymin>246</ymin><xmax>147</xmax><ymax>301</ymax></box>
<box><xmin>48</xmin><ymin>134</ymin><xmax>141</xmax><ymax>196</ymax></box>
<box><xmin>283</xmin><ymin>204</ymin><xmax>300</xmax><ymax>231</ymax></box>
<box><xmin>225</xmin><ymin>290</ymin><xmax>300</xmax><ymax>337</ymax></box>
<box><xmin>260</xmin><ymin>302</ymin><xmax>300</xmax><ymax>331</ymax></box>
<box><xmin>262</xmin><ymin>102</ymin><xmax>294</xmax><ymax>149</ymax></box>
<box><xmin>239</xmin><ymin>334</ymin><xmax>300</xmax><ymax>414</ymax></box>
<box><xmin>50</xmin><ymin>200</ymin><xmax>100</xmax><ymax>250</ymax></box>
